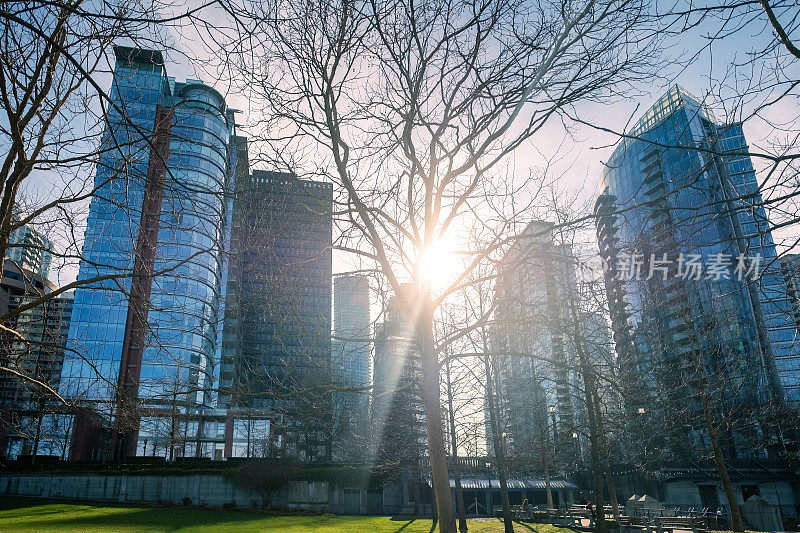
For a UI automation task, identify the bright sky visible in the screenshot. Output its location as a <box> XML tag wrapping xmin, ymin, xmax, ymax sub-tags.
<box><xmin>11</xmin><ymin>1</ymin><xmax>796</xmax><ymax>459</ymax></box>
<box><xmin>20</xmin><ymin>1</ymin><xmax>800</xmax><ymax>288</ymax></box>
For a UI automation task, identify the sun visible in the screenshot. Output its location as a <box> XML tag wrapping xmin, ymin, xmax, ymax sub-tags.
<box><xmin>416</xmin><ymin>234</ymin><xmax>461</xmax><ymax>290</ymax></box>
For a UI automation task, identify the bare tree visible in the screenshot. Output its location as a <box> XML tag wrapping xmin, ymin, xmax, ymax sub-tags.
<box><xmin>0</xmin><ymin>0</ymin><xmax>242</xmax><ymax>460</ymax></box>
<box><xmin>444</xmin><ymin>353</ymin><xmax>468</xmax><ymax>532</ymax></box>
<box><xmin>233</xmin><ymin>457</ymin><xmax>301</xmax><ymax>510</ymax></box>
<box><xmin>218</xmin><ymin>0</ymin><xmax>659</xmax><ymax>529</ymax></box>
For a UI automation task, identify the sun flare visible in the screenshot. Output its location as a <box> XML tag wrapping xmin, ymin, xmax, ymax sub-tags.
<box><xmin>416</xmin><ymin>234</ymin><xmax>461</xmax><ymax>290</ymax></box>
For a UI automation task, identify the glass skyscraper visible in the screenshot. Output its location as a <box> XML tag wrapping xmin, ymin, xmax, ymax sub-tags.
<box><xmin>332</xmin><ymin>275</ymin><xmax>371</xmax><ymax>406</ymax></box>
<box><xmin>371</xmin><ymin>289</ymin><xmax>426</xmax><ymax>479</ymax></box>
<box><xmin>0</xmin><ymin>292</ymin><xmax>73</xmax><ymax>460</ymax></box>
<box><xmin>332</xmin><ymin>273</ymin><xmax>371</xmax><ymax>459</ymax></box>
<box><xmin>5</xmin><ymin>218</ymin><xmax>54</xmax><ymax>280</ymax></box>
<box><xmin>489</xmin><ymin>221</ymin><xmax>581</xmax><ymax>464</ymax></box>
<box><xmin>60</xmin><ymin>47</ymin><xmax>236</xmax><ymax>459</ymax></box>
<box><xmin>220</xmin><ymin>170</ymin><xmax>332</xmax><ymax>461</ymax></box>
<box><xmin>594</xmin><ymin>86</ymin><xmax>800</xmax><ymax>458</ymax></box>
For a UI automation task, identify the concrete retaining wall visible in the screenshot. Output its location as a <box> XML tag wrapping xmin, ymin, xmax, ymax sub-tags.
<box><xmin>0</xmin><ymin>473</ymin><xmax>291</xmax><ymax>509</ymax></box>
<box><xmin>0</xmin><ymin>473</ymin><xmax>411</xmax><ymax>515</ymax></box>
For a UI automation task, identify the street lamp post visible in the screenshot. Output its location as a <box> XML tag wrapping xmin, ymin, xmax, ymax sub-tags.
<box><xmin>572</xmin><ymin>431</ymin><xmax>579</xmax><ymax>471</ymax></box>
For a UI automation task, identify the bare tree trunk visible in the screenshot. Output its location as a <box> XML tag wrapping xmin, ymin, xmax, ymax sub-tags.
<box><xmin>433</xmin><ymin>483</ymin><xmax>439</xmax><ymax>522</ymax></box>
<box><xmin>702</xmin><ymin>397</ymin><xmax>744</xmax><ymax>532</ymax></box>
<box><xmin>482</xmin><ymin>352</ymin><xmax>514</xmax><ymax>533</ymax></box>
<box><xmin>445</xmin><ymin>359</ymin><xmax>468</xmax><ymax>532</ymax></box>
<box><xmin>196</xmin><ymin>416</ymin><xmax>204</xmax><ymax>458</ymax></box>
<box><xmin>588</xmin><ymin>396</ymin><xmax>607</xmax><ymax>533</ymax></box>
<box><xmin>543</xmin><ymin>420</ymin><xmax>554</xmax><ymax>511</ymax></box>
<box><xmin>567</xmin><ymin>289</ymin><xmax>607</xmax><ymax>533</ymax></box>
<box><xmin>603</xmin><ymin>441</ymin><xmax>620</xmax><ymax>523</ymax></box>
<box><xmin>544</xmin><ymin>458</ymin><xmax>554</xmax><ymax>511</ymax></box>
<box><xmin>169</xmin><ymin>399</ymin><xmax>177</xmax><ymax>461</ymax></box>
<box><xmin>417</xmin><ymin>300</ymin><xmax>456</xmax><ymax>533</ymax></box>
<box><xmin>261</xmin><ymin>491</ymin><xmax>269</xmax><ymax>510</ymax></box>
<box><xmin>413</xmin><ymin>473</ymin><xmax>421</xmax><ymax>517</ymax></box>
<box><xmin>577</xmin><ymin>345</ymin><xmax>606</xmax><ymax>533</ymax></box>
<box><xmin>31</xmin><ymin>407</ymin><xmax>43</xmax><ymax>465</ymax></box>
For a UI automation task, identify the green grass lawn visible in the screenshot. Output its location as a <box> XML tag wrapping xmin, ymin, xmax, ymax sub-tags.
<box><xmin>0</xmin><ymin>497</ymin><xmax>575</xmax><ymax>532</ymax></box>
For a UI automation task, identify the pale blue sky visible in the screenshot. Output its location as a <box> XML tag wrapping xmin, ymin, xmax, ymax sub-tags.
<box><xmin>18</xmin><ymin>0</ymin><xmax>800</xmax><ymax>285</ymax></box>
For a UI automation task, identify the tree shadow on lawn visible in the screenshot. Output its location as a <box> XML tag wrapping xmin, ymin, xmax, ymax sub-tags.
<box><xmin>389</xmin><ymin>515</ymin><xmax>454</xmax><ymax>533</ymax></box>
<box><xmin>388</xmin><ymin>516</ymin><xmax>418</xmax><ymax>531</ymax></box>
<box><xmin>4</xmin><ymin>500</ymin><xmax>544</xmax><ymax>533</ymax></box>
<box><xmin>474</xmin><ymin>518</ymin><xmax>574</xmax><ymax>533</ymax></box>
<box><xmin>386</xmin><ymin>515</ymin><xmax>568</xmax><ymax>533</ymax></box>
<box><xmin>0</xmin><ymin>498</ymin><xmax>339</xmax><ymax>532</ymax></box>
<box><xmin>510</xmin><ymin>519</ymin><xmax>578</xmax><ymax>532</ymax></box>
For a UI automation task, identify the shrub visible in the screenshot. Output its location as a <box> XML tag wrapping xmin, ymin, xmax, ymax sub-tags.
<box><xmin>181</xmin><ymin>497</ymin><xmax>192</xmax><ymax>506</ymax></box>
<box><xmin>233</xmin><ymin>458</ymin><xmax>301</xmax><ymax>510</ymax></box>
<box><xmin>222</xmin><ymin>501</ymin><xmax>236</xmax><ymax>511</ymax></box>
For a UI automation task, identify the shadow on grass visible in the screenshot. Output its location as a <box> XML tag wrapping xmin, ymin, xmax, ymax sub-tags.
<box><xmin>387</xmin><ymin>514</ymin><xmax>448</xmax><ymax>533</ymax></box>
<box><xmin>484</xmin><ymin>518</ymin><xmax>576</xmax><ymax>533</ymax></box>
<box><xmin>388</xmin><ymin>516</ymin><xmax>418</xmax><ymax>532</ymax></box>
<box><xmin>512</xmin><ymin>519</ymin><xmax>581</xmax><ymax>533</ymax></box>
<box><xmin>0</xmin><ymin>498</ymin><xmax>579</xmax><ymax>533</ymax></box>
<box><xmin>0</xmin><ymin>497</ymin><xmax>345</xmax><ymax>532</ymax></box>
<box><xmin>513</xmin><ymin>520</ymin><xmax>543</xmax><ymax>531</ymax></box>
<box><xmin>0</xmin><ymin>498</ymin><xmax>81</xmax><ymax>517</ymax></box>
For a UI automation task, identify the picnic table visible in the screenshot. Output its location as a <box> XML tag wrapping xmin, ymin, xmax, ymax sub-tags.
<box><xmin>510</xmin><ymin>504</ymin><xmax>533</xmax><ymax>520</ymax></box>
<box><xmin>654</xmin><ymin>516</ymin><xmax>714</xmax><ymax>533</ymax></box>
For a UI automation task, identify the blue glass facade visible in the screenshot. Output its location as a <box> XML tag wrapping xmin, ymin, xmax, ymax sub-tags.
<box><xmin>141</xmin><ymin>80</ymin><xmax>232</xmax><ymax>406</ymax></box>
<box><xmin>59</xmin><ymin>47</ymin><xmax>235</xmax><ymax>458</ymax></box>
<box><xmin>62</xmin><ymin>49</ymin><xmax>165</xmax><ymax>404</ymax></box>
<box><xmin>331</xmin><ymin>274</ymin><xmax>371</xmax><ymax>459</ymax></box>
<box><xmin>371</xmin><ymin>291</ymin><xmax>426</xmax><ymax>472</ymax></box>
<box><xmin>332</xmin><ymin>274</ymin><xmax>370</xmax><ymax>399</ymax></box>
<box><xmin>716</xmin><ymin>125</ymin><xmax>800</xmax><ymax>402</ymax></box>
<box><xmin>594</xmin><ymin>86</ymin><xmax>800</xmax><ymax>457</ymax></box>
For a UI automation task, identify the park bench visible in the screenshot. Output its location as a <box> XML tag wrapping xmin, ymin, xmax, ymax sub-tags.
<box><xmin>690</xmin><ymin>517</ymin><xmax>714</xmax><ymax>530</ymax></box>
<box><xmin>548</xmin><ymin>508</ymin><xmax>573</xmax><ymax>526</ymax></box>
<box><xmin>566</xmin><ymin>508</ymin><xmax>591</xmax><ymax>528</ymax></box>
<box><xmin>653</xmin><ymin>516</ymin><xmax>713</xmax><ymax>533</ymax></box>
<box><xmin>570</xmin><ymin>505</ymin><xmax>589</xmax><ymax>517</ymax></box>
<box><xmin>619</xmin><ymin>515</ymin><xmax>652</xmax><ymax>533</ymax></box>
<box><xmin>619</xmin><ymin>516</ymin><xmax>649</xmax><ymax>527</ymax></box>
